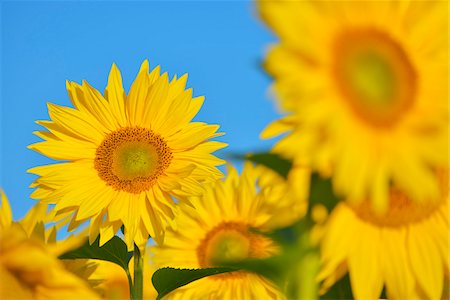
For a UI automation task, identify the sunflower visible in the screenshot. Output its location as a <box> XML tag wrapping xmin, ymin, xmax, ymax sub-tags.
<box><xmin>151</xmin><ymin>163</ymin><xmax>307</xmax><ymax>299</ymax></box>
<box><xmin>318</xmin><ymin>171</ymin><xmax>449</xmax><ymax>300</ymax></box>
<box><xmin>0</xmin><ymin>191</ymin><xmax>99</xmax><ymax>300</ymax></box>
<box><xmin>259</xmin><ymin>0</ymin><xmax>448</xmax><ymax>212</ymax></box>
<box><xmin>28</xmin><ymin>60</ymin><xmax>226</xmax><ymax>249</ymax></box>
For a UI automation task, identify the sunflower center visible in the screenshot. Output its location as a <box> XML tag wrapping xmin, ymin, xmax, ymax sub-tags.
<box><xmin>205</xmin><ymin>230</ymin><xmax>250</xmax><ymax>265</ymax></box>
<box><xmin>113</xmin><ymin>142</ymin><xmax>158</xmax><ymax>180</ymax></box>
<box><xmin>333</xmin><ymin>29</ymin><xmax>416</xmax><ymax>127</ymax></box>
<box><xmin>94</xmin><ymin>127</ymin><xmax>172</xmax><ymax>194</ymax></box>
<box><xmin>351</xmin><ymin>171</ymin><xmax>447</xmax><ymax>227</ymax></box>
<box><xmin>197</xmin><ymin>222</ymin><xmax>275</xmax><ymax>268</ymax></box>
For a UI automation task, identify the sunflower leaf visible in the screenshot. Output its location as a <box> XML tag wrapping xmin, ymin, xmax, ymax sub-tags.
<box><xmin>152</xmin><ymin>267</ymin><xmax>236</xmax><ymax>300</ymax></box>
<box><xmin>59</xmin><ymin>235</ymin><xmax>132</xmax><ymax>272</ymax></box>
<box><xmin>320</xmin><ymin>274</ymin><xmax>354</xmax><ymax>299</ymax></box>
<box><xmin>308</xmin><ymin>172</ymin><xmax>339</xmax><ymax>213</ymax></box>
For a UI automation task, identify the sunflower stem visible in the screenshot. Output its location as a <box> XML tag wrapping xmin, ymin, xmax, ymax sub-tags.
<box><xmin>126</xmin><ymin>270</ymin><xmax>134</xmax><ymax>299</ymax></box>
<box><xmin>132</xmin><ymin>244</ymin><xmax>144</xmax><ymax>300</ymax></box>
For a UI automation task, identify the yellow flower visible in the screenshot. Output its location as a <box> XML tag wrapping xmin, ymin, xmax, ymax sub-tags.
<box><xmin>259</xmin><ymin>0</ymin><xmax>448</xmax><ymax>212</ymax></box>
<box><xmin>0</xmin><ymin>191</ymin><xmax>99</xmax><ymax>300</ymax></box>
<box><xmin>318</xmin><ymin>171</ymin><xmax>449</xmax><ymax>300</ymax></box>
<box><xmin>151</xmin><ymin>163</ymin><xmax>306</xmax><ymax>299</ymax></box>
<box><xmin>28</xmin><ymin>60</ymin><xmax>226</xmax><ymax>249</ymax></box>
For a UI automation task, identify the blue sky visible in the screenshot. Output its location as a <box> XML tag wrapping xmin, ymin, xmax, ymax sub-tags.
<box><xmin>1</xmin><ymin>1</ymin><xmax>281</xmax><ymax>220</ymax></box>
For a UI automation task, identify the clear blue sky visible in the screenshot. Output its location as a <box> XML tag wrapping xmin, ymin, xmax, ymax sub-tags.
<box><xmin>1</xmin><ymin>1</ymin><xmax>280</xmax><ymax>220</ymax></box>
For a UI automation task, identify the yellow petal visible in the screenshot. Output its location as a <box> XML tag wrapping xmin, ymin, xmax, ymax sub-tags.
<box><xmin>28</xmin><ymin>140</ymin><xmax>96</xmax><ymax>160</ymax></box>
<box><xmin>0</xmin><ymin>190</ymin><xmax>13</xmax><ymax>229</ymax></box>
<box><xmin>348</xmin><ymin>223</ymin><xmax>383</xmax><ymax>300</ymax></box>
<box><xmin>318</xmin><ymin>204</ymin><xmax>360</xmax><ymax>281</ymax></box>
<box><xmin>89</xmin><ymin>212</ymin><xmax>104</xmax><ymax>244</ymax></box>
<box><xmin>168</xmin><ymin>123</ymin><xmax>222</xmax><ymax>150</ymax></box>
<box><xmin>382</xmin><ymin>228</ymin><xmax>415</xmax><ymax>300</ymax></box>
<box><xmin>168</xmin><ymin>73</ymin><xmax>188</xmax><ymax>100</ymax></box>
<box><xmin>142</xmin><ymin>72</ymin><xmax>170</xmax><ymax>128</ymax></box>
<box><xmin>47</xmin><ymin>103</ymin><xmax>105</xmax><ymax>143</ymax></box>
<box><xmin>408</xmin><ymin>223</ymin><xmax>443</xmax><ymax>300</ymax></box>
<box><xmin>104</xmin><ymin>63</ymin><xmax>127</xmax><ymax>127</ymax></box>
<box><xmin>127</xmin><ymin>60</ymin><xmax>150</xmax><ymax>126</ymax></box>
<box><xmin>260</xmin><ymin>116</ymin><xmax>293</xmax><ymax>139</ymax></box>
<box><xmin>99</xmin><ymin>220</ymin><xmax>122</xmax><ymax>247</ymax></box>
<box><xmin>81</xmin><ymin>80</ymin><xmax>118</xmax><ymax>131</ymax></box>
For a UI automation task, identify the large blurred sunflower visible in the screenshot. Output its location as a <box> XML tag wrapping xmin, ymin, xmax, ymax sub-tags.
<box><xmin>319</xmin><ymin>171</ymin><xmax>449</xmax><ymax>300</ymax></box>
<box><xmin>152</xmin><ymin>163</ymin><xmax>308</xmax><ymax>299</ymax></box>
<box><xmin>259</xmin><ymin>0</ymin><xmax>448</xmax><ymax>212</ymax></box>
<box><xmin>0</xmin><ymin>191</ymin><xmax>99</xmax><ymax>300</ymax></box>
<box><xmin>28</xmin><ymin>60</ymin><xmax>226</xmax><ymax>249</ymax></box>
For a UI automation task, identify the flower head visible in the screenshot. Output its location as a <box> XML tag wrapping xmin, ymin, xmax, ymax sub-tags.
<box><xmin>259</xmin><ymin>0</ymin><xmax>448</xmax><ymax>212</ymax></box>
<box><xmin>152</xmin><ymin>163</ymin><xmax>308</xmax><ymax>299</ymax></box>
<box><xmin>28</xmin><ymin>60</ymin><xmax>226</xmax><ymax>249</ymax></box>
<box><xmin>0</xmin><ymin>191</ymin><xmax>99</xmax><ymax>300</ymax></box>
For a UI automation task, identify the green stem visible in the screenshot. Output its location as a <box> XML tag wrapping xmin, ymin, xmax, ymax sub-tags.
<box><xmin>288</xmin><ymin>219</ymin><xmax>319</xmax><ymax>300</ymax></box>
<box><xmin>296</xmin><ymin>249</ymin><xmax>319</xmax><ymax>300</ymax></box>
<box><xmin>132</xmin><ymin>244</ymin><xmax>144</xmax><ymax>300</ymax></box>
<box><xmin>126</xmin><ymin>269</ymin><xmax>134</xmax><ymax>299</ymax></box>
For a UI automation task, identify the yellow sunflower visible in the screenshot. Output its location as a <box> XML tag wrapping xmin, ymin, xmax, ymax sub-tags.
<box><xmin>0</xmin><ymin>191</ymin><xmax>99</xmax><ymax>300</ymax></box>
<box><xmin>28</xmin><ymin>60</ymin><xmax>226</xmax><ymax>249</ymax></box>
<box><xmin>151</xmin><ymin>163</ymin><xmax>307</xmax><ymax>299</ymax></box>
<box><xmin>259</xmin><ymin>0</ymin><xmax>448</xmax><ymax>212</ymax></box>
<box><xmin>319</xmin><ymin>171</ymin><xmax>449</xmax><ymax>300</ymax></box>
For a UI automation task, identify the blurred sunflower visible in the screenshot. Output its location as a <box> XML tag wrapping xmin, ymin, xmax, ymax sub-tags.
<box><xmin>259</xmin><ymin>0</ymin><xmax>448</xmax><ymax>212</ymax></box>
<box><xmin>319</xmin><ymin>171</ymin><xmax>449</xmax><ymax>300</ymax></box>
<box><xmin>0</xmin><ymin>191</ymin><xmax>99</xmax><ymax>300</ymax></box>
<box><xmin>152</xmin><ymin>163</ymin><xmax>308</xmax><ymax>299</ymax></box>
<box><xmin>28</xmin><ymin>60</ymin><xmax>226</xmax><ymax>249</ymax></box>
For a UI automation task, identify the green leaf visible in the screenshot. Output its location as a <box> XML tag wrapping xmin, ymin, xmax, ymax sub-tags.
<box><xmin>235</xmin><ymin>152</ymin><xmax>293</xmax><ymax>179</ymax></box>
<box><xmin>320</xmin><ymin>274</ymin><xmax>354</xmax><ymax>299</ymax></box>
<box><xmin>152</xmin><ymin>267</ymin><xmax>236</xmax><ymax>300</ymax></box>
<box><xmin>308</xmin><ymin>172</ymin><xmax>339</xmax><ymax>213</ymax></box>
<box><xmin>59</xmin><ymin>235</ymin><xmax>132</xmax><ymax>272</ymax></box>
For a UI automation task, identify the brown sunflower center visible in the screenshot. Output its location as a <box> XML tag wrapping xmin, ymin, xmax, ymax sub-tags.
<box><xmin>351</xmin><ymin>171</ymin><xmax>447</xmax><ymax>227</ymax></box>
<box><xmin>333</xmin><ymin>29</ymin><xmax>416</xmax><ymax>127</ymax></box>
<box><xmin>94</xmin><ymin>127</ymin><xmax>172</xmax><ymax>194</ymax></box>
<box><xmin>197</xmin><ymin>222</ymin><xmax>276</xmax><ymax>269</ymax></box>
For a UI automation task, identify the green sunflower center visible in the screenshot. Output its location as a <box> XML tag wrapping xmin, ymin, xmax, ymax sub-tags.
<box><xmin>197</xmin><ymin>222</ymin><xmax>276</xmax><ymax>270</ymax></box>
<box><xmin>206</xmin><ymin>230</ymin><xmax>250</xmax><ymax>265</ymax></box>
<box><xmin>94</xmin><ymin>127</ymin><xmax>172</xmax><ymax>194</ymax></box>
<box><xmin>346</xmin><ymin>51</ymin><xmax>395</xmax><ymax>106</ymax></box>
<box><xmin>333</xmin><ymin>29</ymin><xmax>416</xmax><ymax>127</ymax></box>
<box><xmin>113</xmin><ymin>142</ymin><xmax>158</xmax><ymax>180</ymax></box>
